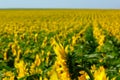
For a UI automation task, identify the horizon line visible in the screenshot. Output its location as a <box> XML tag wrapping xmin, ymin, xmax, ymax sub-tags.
<box><xmin>0</xmin><ymin>8</ymin><xmax>120</xmax><ymax>10</ymax></box>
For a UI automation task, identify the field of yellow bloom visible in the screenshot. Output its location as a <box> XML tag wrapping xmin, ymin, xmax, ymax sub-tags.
<box><xmin>0</xmin><ymin>9</ymin><xmax>120</xmax><ymax>80</ymax></box>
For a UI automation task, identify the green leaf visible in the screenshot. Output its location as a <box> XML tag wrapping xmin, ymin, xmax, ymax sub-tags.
<box><xmin>116</xmin><ymin>76</ymin><xmax>120</xmax><ymax>80</ymax></box>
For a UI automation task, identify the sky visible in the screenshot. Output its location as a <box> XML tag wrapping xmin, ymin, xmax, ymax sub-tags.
<box><xmin>0</xmin><ymin>0</ymin><xmax>120</xmax><ymax>9</ymax></box>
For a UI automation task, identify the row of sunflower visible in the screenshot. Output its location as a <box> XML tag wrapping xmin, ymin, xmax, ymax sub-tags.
<box><xmin>0</xmin><ymin>10</ymin><xmax>120</xmax><ymax>80</ymax></box>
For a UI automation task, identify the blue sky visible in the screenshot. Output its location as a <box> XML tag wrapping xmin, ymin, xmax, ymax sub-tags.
<box><xmin>0</xmin><ymin>0</ymin><xmax>120</xmax><ymax>9</ymax></box>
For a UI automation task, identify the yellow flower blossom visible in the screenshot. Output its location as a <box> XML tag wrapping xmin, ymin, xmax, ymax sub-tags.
<box><xmin>34</xmin><ymin>54</ymin><xmax>41</xmax><ymax>66</ymax></box>
<box><xmin>52</xmin><ymin>40</ymin><xmax>70</xmax><ymax>80</ymax></box>
<box><xmin>14</xmin><ymin>60</ymin><xmax>27</xmax><ymax>79</ymax></box>
<box><xmin>94</xmin><ymin>66</ymin><xmax>109</xmax><ymax>80</ymax></box>
<box><xmin>3</xmin><ymin>52</ymin><xmax>7</xmax><ymax>60</ymax></box>
<box><xmin>3</xmin><ymin>71</ymin><xmax>15</xmax><ymax>80</ymax></box>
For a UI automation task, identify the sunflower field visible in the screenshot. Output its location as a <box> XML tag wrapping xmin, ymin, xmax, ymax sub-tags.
<box><xmin>0</xmin><ymin>9</ymin><xmax>120</xmax><ymax>80</ymax></box>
